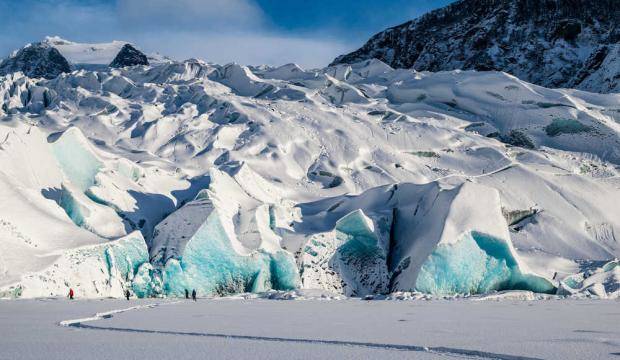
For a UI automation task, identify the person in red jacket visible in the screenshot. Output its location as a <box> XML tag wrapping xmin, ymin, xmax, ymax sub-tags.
<box><xmin>68</xmin><ymin>288</ymin><xmax>74</xmax><ymax>300</ymax></box>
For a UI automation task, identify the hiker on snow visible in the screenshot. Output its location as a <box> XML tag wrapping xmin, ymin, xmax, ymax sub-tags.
<box><xmin>125</xmin><ymin>289</ymin><xmax>131</xmax><ymax>300</ymax></box>
<box><xmin>68</xmin><ymin>288</ymin><xmax>74</xmax><ymax>300</ymax></box>
<box><xmin>192</xmin><ymin>289</ymin><xmax>197</xmax><ymax>301</ymax></box>
<box><xmin>185</xmin><ymin>289</ymin><xmax>189</xmax><ymax>299</ymax></box>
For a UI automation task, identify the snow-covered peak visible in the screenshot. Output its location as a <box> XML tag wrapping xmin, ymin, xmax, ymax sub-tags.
<box><xmin>44</xmin><ymin>36</ymin><xmax>128</xmax><ymax>65</ymax></box>
<box><xmin>41</xmin><ymin>36</ymin><xmax>171</xmax><ymax>67</ymax></box>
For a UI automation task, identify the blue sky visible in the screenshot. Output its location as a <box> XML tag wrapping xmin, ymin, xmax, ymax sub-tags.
<box><xmin>0</xmin><ymin>0</ymin><xmax>453</xmax><ymax>67</ymax></box>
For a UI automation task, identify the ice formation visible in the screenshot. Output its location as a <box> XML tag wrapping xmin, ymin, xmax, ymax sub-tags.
<box><xmin>147</xmin><ymin>168</ymin><xmax>300</xmax><ymax>297</ymax></box>
<box><xmin>300</xmin><ymin>210</ymin><xmax>390</xmax><ymax>296</ymax></box>
<box><xmin>415</xmin><ymin>231</ymin><xmax>555</xmax><ymax>295</ymax></box>
<box><xmin>0</xmin><ymin>38</ymin><xmax>619</xmax><ymax>299</ymax></box>
<box><xmin>160</xmin><ymin>211</ymin><xmax>299</xmax><ymax>296</ymax></box>
<box><xmin>558</xmin><ymin>259</ymin><xmax>619</xmax><ymax>299</ymax></box>
<box><xmin>51</xmin><ymin>127</ymin><xmax>103</xmax><ymax>192</ymax></box>
<box><xmin>0</xmin><ymin>232</ymin><xmax>148</xmax><ymax>298</ymax></box>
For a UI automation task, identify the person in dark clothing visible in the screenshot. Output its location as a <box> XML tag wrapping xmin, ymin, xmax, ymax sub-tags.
<box><xmin>125</xmin><ymin>289</ymin><xmax>131</xmax><ymax>300</ymax></box>
<box><xmin>185</xmin><ymin>289</ymin><xmax>189</xmax><ymax>299</ymax></box>
<box><xmin>191</xmin><ymin>289</ymin><xmax>197</xmax><ymax>301</ymax></box>
<box><xmin>68</xmin><ymin>288</ymin><xmax>74</xmax><ymax>300</ymax></box>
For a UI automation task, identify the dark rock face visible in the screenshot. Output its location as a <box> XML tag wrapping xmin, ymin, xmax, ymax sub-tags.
<box><xmin>0</xmin><ymin>43</ymin><xmax>71</xmax><ymax>79</ymax></box>
<box><xmin>110</xmin><ymin>44</ymin><xmax>149</xmax><ymax>68</ymax></box>
<box><xmin>332</xmin><ymin>0</ymin><xmax>620</xmax><ymax>93</ymax></box>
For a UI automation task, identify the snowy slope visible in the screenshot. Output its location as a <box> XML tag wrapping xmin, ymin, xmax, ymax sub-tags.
<box><xmin>0</xmin><ymin>39</ymin><xmax>619</xmax><ymax>299</ymax></box>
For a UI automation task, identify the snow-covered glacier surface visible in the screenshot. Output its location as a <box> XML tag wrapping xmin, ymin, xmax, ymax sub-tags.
<box><xmin>1</xmin><ymin>39</ymin><xmax>619</xmax><ymax>299</ymax></box>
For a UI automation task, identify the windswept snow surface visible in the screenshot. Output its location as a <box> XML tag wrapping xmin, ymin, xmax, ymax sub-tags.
<box><xmin>0</xmin><ymin>43</ymin><xmax>619</xmax><ymax>299</ymax></box>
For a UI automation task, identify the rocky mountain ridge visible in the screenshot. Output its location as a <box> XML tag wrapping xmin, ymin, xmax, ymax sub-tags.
<box><xmin>333</xmin><ymin>0</ymin><xmax>620</xmax><ymax>93</ymax></box>
<box><xmin>0</xmin><ymin>38</ymin><xmax>150</xmax><ymax>79</ymax></box>
<box><xmin>0</xmin><ymin>42</ymin><xmax>71</xmax><ymax>79</ymax></box>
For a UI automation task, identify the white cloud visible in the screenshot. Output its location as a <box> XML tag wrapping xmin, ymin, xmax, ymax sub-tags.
<box><xmin>0</xmin><ymin>0</ymin><xmax>351</xmax><ymax>68</ymax></box>
<box><xmin>115</xmin><ymin>0</ymin><xmax>350</xmax><ymax>67</ymax></box>
<box><xmin>134</xmin><ymin>31</ymin><xmax>348</xmax><ymax>68</ymax></box>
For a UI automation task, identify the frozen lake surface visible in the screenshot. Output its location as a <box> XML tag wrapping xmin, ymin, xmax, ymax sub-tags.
<box><xmin>0</xmin><ymin>298</ymin><xmax>619</xmax><ymax>359</ymax></box>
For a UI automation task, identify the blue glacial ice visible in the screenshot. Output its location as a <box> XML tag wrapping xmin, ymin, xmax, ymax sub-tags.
<box><xmin>6</xmin><ymin>232</ymin><xmax>151</xmax><ymax>298</ymax></box>
<box><xmin>50</xmin><ymin>128</ymin><xmax>126</xmax><ymax>237</ymax></box>
<box><xmin>161</xmin><ymin>211</ymin><xmax>300</xmax><ymax>297</ymax></box>
<box><xmin>414</xmin><ymin>231</ymin><xmax>555</xmax><ymax>295</ymax></box>
<box><xmin>132</xmin><ymin>263</ymin><xmax>163</xmax><ymax>298</ymax></box>
<box><xmin>51</xmin><ymin>128</ymin><xmax>103</xmax><ymax>192</ymax></box>
<box><xmin>104</xmin><ymin>233</ymin><xmax>150</xmax><ymax>281</ymax></box>
<box><xmin>58</xmin><ymin>184</ymin><xmax>88</xmax><ymax>227</ymax></box>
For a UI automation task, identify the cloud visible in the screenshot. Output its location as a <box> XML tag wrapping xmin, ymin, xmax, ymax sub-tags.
<box><xmin>117</xmin><ymin>0</ymin><xmax>350</xmax><ymax>67</ymax></box>
<box><xmin>134</xmin><ymin>31</ymin><xmax>348</xmax><ymax>68</ymax></box>
<box><xmin>0</xmin><ymin>0</ymin><xmax>350</xmax><ymax>68</ymax></box>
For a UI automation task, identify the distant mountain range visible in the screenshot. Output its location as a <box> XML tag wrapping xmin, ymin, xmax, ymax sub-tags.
<box><xmin>0</xmin><ymin>37</ymin><xmax>161</xmax><ymax>79</ymax></box>
<box><xmin>333</xmin><ymin>0</ymin><xmax>619</xmax><ymax>93</ymax></box>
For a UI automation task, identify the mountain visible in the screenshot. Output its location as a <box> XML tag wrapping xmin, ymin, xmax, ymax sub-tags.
<box><xmin>109</xmin><ymin>44</ymin><xmax>149</xmax><ymax>68</ymax></box>
<box><xmin>0</xmin><ymin>42</ymin><xmax>71</xmax><ymax>79</ymax></box>
<box><xmin>0</xmin><ymin>37</ymin><xmax>168</xmax><ymax>78</ymax></box>
<box><xmin>43</xmin><ymin>36</ymin><xmax>129</xmax><ymax>67</ymax></box>
<box><xmin>332</xmin><ymin>0</ymin><xmax>620</xmax><ymax>94</ymax></box>
<box><xmin>0</xmin><ymin>39</ymin><xmax>618</xmax><ymax>299</ymax></box>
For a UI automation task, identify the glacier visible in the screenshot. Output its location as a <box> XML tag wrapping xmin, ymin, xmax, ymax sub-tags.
<box><xmin>0</xmin><ymin>38</ymin><xmax>619</xmax><ymax>299</ymax></box>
